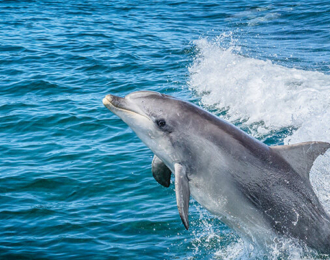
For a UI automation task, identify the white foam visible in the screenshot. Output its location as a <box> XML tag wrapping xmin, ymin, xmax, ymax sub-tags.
<box><xmin>189</xmin><ymin>38</ymin><xmax>330</xmax><ymax>142</ymax></box>
<box><xmin>188</xmin><ymin>36</ymin><xmax>330</xmax><ymax>257</ymax></box>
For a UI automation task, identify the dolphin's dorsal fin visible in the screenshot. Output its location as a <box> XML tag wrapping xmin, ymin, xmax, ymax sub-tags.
<box><xmin>271</xmin><ymin>141</ymin><xmax>330</xmax><ymax>180</ymax></box>
<box><xmin>152</xmin><ymin>155</ymin><xmax>171</xmax><ymax>187</ymax></box>
<box><xmin>174</xmin><ymin>163</ymin><xmax>190</xmax><ymax>230</ymax></box>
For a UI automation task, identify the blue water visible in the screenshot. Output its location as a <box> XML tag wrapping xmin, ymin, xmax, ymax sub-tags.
<box><xmin>1</xmin><ymin>1</ymin><xmax>330</xmax><ymax>259</ymax></box>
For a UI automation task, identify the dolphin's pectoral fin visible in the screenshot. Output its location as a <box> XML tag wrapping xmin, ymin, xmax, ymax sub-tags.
<box><xmin>174</xmin><ymin>163</ymin><xmax>190</xmax><ymax>230</ymax></box>
<box><xmin>152</xmin><ymin>155</ymin><xmax>171</xmax><ymax>187</ymax></box>
<box><xmin>271</xmin><ymin>141</ymin><xmax>330</xmax><ymax>180</ymax></box>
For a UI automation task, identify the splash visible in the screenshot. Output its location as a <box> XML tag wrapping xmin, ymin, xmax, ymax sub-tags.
<box><xmin>188</xmin><ymin>36</ymin><xmax>330</xmax><ymax>259</ymax></box>
<box><xmin>190</xmin><ymin>206</ymin><xmax>316</xmax><ymax>260</ymax></box>
<box><xmin>189</xmin><ymin>37</ymin><xmax>330</xmax><ymax>143</ymax></box>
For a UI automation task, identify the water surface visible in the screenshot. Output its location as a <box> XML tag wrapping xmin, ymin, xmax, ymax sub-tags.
<box><xmin>1</xmin><ymin>0</ymin><xmax>330</xmax><ymax>259</ymax></box>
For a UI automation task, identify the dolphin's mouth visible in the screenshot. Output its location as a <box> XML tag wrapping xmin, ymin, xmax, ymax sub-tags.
<box><xmin>103</xmin><ymin>94</ymin><xmax>134</xmax><ymax>114</ymax></box>
<box><xmin>103</xmin><ymin>94</ymin><xmax>149</xmax><ymax>120</ymax></box>
<box><xmin>103</xmin><ymin>94</ymin><xmax>122</xmax><ymax>109</ymax></box>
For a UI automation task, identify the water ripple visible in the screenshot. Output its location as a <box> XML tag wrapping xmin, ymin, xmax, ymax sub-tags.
<box><xmin>1</xmin><ymin>0</ymin><xmax>330</xmax><ymax>259</ymax></box>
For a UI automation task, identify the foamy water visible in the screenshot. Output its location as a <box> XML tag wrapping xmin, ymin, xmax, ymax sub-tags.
<box><xmin>189</xmin><ymin>38</ymin><xmax>330</xmax><ymax>142</ymax></box>
<box><xmin>188</xmin><ymin>37</ymin><xmax>330</xmax><ymax>259</ymax></box>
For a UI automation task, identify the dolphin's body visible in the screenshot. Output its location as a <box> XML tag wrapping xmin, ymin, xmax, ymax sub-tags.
<box><xmin>103</xmin><ymin>91</ymin><xmax>330</xmax><ymax>253</ymax></box>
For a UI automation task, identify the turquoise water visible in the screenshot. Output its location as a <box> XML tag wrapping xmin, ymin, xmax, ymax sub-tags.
<box><xmin>1</xmin><ymin>1</ymin><xmax>330</xmax><ymax>259</ymax></box>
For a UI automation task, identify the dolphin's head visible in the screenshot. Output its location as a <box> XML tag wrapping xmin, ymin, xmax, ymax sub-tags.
<box><xmin>103</xmin><ymin>91</ymin><xmax>196</xmax><ymax>170</ymax></box>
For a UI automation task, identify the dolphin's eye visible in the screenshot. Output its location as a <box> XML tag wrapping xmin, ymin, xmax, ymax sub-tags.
<box><xmin>156</xmin><ymin>119</ymin><xmax>166</xmax><ymax>128</ymax></box>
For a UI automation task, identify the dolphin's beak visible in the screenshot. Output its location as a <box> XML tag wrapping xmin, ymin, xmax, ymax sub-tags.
<box><xmin>103</xmin><ymin>94</ymin><xmax>149</xmax><ymax>120</ymax></box>
<box><xmin>103</xmin><ymin>94</ymin><xmax>124</xmax><ymax>110</ymax></box>
<box><xmin>103</xmin><ymin>94</ymin><xmax>132</xmax><ymax>115</ymax></box>
<box><xmin>102</xmin><ymin>94</ymin><xmax>112</xmax><ymax>109</ymax></box>
<box><xmin>103</xmin><ymin>94</ymin><xmax>113</xmax><ymax>105</ymax></box>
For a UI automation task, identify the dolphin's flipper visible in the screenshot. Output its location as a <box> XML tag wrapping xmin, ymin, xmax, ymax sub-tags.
<box><xmin>174</xmin><ymin>163</ymin><xmax>190</xmax><ymax>230</ymax></box>
<box><xmin>271</xmin><ymin>141</ymin><xmax>330</xmax><ymax>180</ymax></box>
<box><xmin>152</xmin><ymin>155</ymin><xmax>171</xmax><ymax>187</ymax></box>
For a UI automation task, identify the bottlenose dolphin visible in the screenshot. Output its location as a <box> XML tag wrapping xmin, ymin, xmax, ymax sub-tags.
<box><xmin>103</xmin><ymin>91</ymin><xmax>330</xmax><ymax>254</ymax></box>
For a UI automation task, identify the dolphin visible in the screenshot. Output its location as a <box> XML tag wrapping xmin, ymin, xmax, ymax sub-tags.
<box><xmin>103</xmin><ymin>91</ymin><xmax>330</xmax><ymax>254</ymax></box>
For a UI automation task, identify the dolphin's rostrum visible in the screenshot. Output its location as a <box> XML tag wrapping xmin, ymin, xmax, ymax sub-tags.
<box><xmin>103</xmin><ymin>91</ymin><xmax>330</xmax><ymax>254</ymax></box>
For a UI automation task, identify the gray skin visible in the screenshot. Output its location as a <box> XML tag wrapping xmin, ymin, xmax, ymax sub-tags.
<box><xmin>103</xmin><ymin>91</ymin><xmax>330</xmax><ymax>254</ymax></box>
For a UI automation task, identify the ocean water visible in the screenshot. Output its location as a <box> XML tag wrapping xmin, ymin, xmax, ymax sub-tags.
<box><xmin>1</xmin><ymin>0</ymin><xmax>330</xmax><ymax>259</ymax></box>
